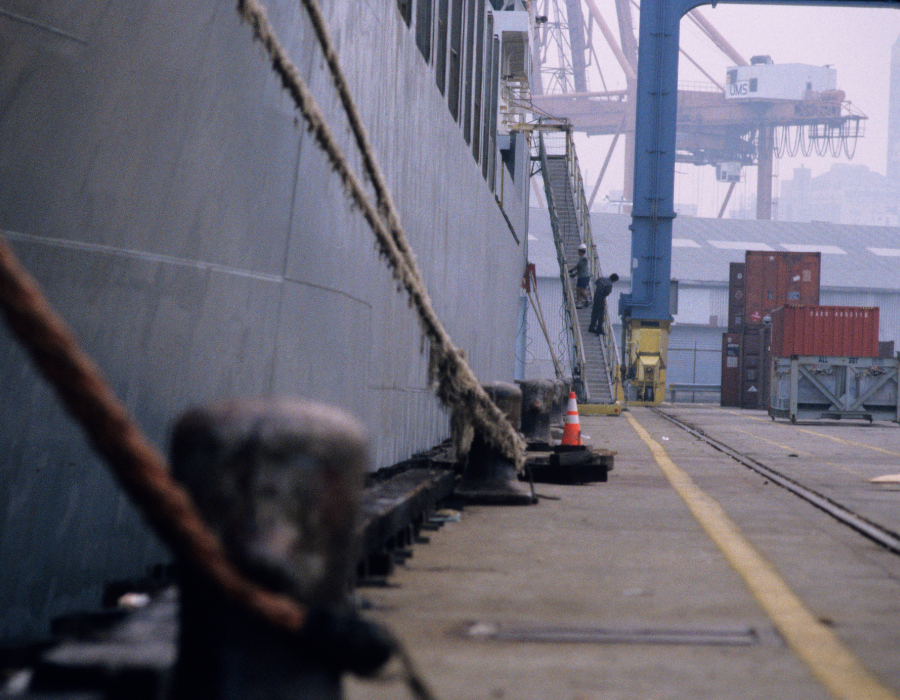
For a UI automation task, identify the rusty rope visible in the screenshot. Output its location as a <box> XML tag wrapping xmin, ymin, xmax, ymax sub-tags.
<box><xmin>0</xmin><ymin>236</ymin><xmax>308</xmax><ymax>633</ymax></box>
<box><xmin>0</xmin><ymin>236</ymin><xmax>437</xmax><ymax>698</ymax></box>
<box><xmin>236</xmin><ymin>0</ymin><xmax>526</xmax><ymax>473</ymax></box>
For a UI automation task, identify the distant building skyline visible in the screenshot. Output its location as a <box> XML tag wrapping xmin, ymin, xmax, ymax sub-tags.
<box><xmin>777</xmin><ymin>31</ymin><xmax>900</xmax><ymax>228</ymax></box>
<box><xmin>779</xmin><ymin>164</ymin><xmax>898</xmax><ymax>227</ymax></box>
<box><xmin>889</xmin><ymin>34</ymin><xmax>900</xmax><ymax>181</ymax></box>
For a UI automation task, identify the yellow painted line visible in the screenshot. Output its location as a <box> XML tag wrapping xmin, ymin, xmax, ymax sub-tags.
<box><xmin>721</xmin><ymin>408</ymin><xmax>900</xmax><ymax>457</ymax></box>
<box><xmin>719</xmin><ymin>409</ymin><xmax>888</xmax><ymax>475</ymax></box>
<box><xmin>726</xmin><ymin>429</ymin><xmax>864</xmax><ymax>477</ymax></box>
<box><xmin>871</xmin><ymin>474</ymin><xmax>900</xmax><ymax>484</ymax></box>
<box><xmin>626</xmin><ymin>412</ymin><xmax>899</xmax><ymax>700</ymax></box>
<box><xmin>828</xmin><ymin>463</ymin><xmax>867</xmax><ymax>479</ymax></box>
<box><xmin>730</xmin><ymin>427</ymin><xmax>811</xmax><ymax>456</ymax></box>
<box><xmin>579</xmin><ymin>403</ymin><xmax>623</xmax><ymax>416</ymax></box>
<box><xmin>794</xmin><ymin>428</ymin><xmax>900</xmax><ymax>459</ymax></box>
<box><xmin>722</xmin><ymin>411</ymin><xmax>771</xmax><ymax>425</ymax></box>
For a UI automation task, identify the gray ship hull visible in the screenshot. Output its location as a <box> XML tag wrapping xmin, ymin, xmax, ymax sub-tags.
<box><xmin>0</xmin><ymin>0</ymin><xmax>528</xmax><ymax>642</ymax></box>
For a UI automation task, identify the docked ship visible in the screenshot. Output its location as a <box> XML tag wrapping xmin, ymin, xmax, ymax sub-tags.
<box><xmin>0</xmin><ymin>0</ymin><xmax>535</xmax><ymax>643</ymax></box>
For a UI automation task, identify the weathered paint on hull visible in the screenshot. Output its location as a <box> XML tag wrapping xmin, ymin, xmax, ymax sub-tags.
<box><xmin>0</xmin><ymin>1</ymin><xmax>527</xmax><ymax>642</ymax></box>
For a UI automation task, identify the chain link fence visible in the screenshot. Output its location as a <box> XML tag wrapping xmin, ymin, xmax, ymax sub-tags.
<box><xmin>666</xmin><ymin>340</ymin><xmax>722</xmax><ymax>403</ymax></box>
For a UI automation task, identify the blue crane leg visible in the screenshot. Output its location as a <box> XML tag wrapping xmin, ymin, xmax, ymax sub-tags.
<box><xmin>618</xmin><ymin>0</ymin><xmax>679</xmax><ymax>323</ymax></box>
<box><xmin>621</xmin><ymin>0</ymin><xmax>899</xmax><ymax>325</ymax></box>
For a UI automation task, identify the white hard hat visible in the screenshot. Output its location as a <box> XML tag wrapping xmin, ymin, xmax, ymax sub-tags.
<box><xmin>578</xmin><ymin>244</ymin><xmax>587</xmax><ymax>251</ymax></box>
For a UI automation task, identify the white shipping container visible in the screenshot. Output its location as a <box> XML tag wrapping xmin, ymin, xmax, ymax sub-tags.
<box><xmin>725</xmin><ymin>63</ymin><xmax>837</xmax><ymax>101</ymax></box>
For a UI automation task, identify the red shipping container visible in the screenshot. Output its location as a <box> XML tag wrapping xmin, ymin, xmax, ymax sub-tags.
<box><xmin>744</xmin><ymin>251</ymin><xmax>820</xmax><ymax>325</ymax></box>
<box><xmin>740</xmin><ymin>325</ymin><xmax>770</xmax><ymax>409</ymax></box>
<box><xmin>770</xmin><ymin>305</ymin><xmax>880</xmax><ymax>358</ymax></box>
<box><xmin>720</xmin><ymin>332</ymin><xmax>741</xmax><ymax>406</ymax></box>
<box><xmin>727</xmin><ymin>262</ymin><xmax>745</xmax><ymax>331</ymax></box>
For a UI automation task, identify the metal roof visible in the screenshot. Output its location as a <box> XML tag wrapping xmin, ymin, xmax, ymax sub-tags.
<box><xmin>528</xmin><ymin>210</ymin><xmax>900</xmax><ymax>291</ymax></box>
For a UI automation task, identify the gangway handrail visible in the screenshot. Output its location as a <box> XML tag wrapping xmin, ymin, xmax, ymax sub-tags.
<box><xmin>564</xmin><ymin>133</ymin><xmax>620</xmax><ymax>401</ymax></box>
<box><xmin>533</xmin><ymin>123</ymin><xmax>622</xmax><ymax>403</ymax></box>
<box><xmin>537</xmin><ymin>131</ymin><xmax>589</xmax><ymax>402</ymax></box>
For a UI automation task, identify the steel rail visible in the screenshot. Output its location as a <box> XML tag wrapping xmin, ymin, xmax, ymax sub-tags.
<box><xmin>651</xmin><ymin>408</ymin><xmax>900</xmax><ymax>555</ymax></box>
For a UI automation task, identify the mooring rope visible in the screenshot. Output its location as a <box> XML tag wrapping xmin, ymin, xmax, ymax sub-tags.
<box><xmin>0</xmin><ymin>238</ymin><xmax>441</xmax><ymax>698</ymax></box>
<box><xmin>0</xmin><ymin>237</ymin><xmax>309</xmax><ymax>634</ymax></box>
<box><xmin>0</xmin><ymin>3</ymin><xmax>522</xmax><ymax>695</ymax></box>
<box><xmin>236</xmin><ymin>0</ymin><xmax>526</xmax><ymax>473</ymax></box>
<box><xmin>525</xmin><ymin>266</ymin><xmax>565</xmax><ymax>380</ymax></box>
<box><xmin>295</xmin><ymin>0</ymin><xmax>412</xmax><ymax>261</ymax></box>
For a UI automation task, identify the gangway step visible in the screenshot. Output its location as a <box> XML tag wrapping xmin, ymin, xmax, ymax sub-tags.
<box><xmin>573</xmin><ymin>304</ymin><xmax>615</xmax><ymax>404</ymax></box>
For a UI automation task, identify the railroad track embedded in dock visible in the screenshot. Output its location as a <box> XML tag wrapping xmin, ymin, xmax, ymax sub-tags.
<box><xmin>651</xmin><ymin>407</ymin><xmax>900</xmax><ymax>556</ymax></box>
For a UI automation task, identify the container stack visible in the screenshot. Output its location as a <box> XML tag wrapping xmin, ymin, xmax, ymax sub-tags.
<box><xmin>721</xmin><ymin>251</ymin><xmax>821</xmax><ymax>409</ymax></box>
<box><xmin>767</xmin><ymin>304</ymin><xmax>899</xmax><ymax>423</ymax></box>
<box><xmin>769</xmin><ymin>305</ymin><xmax>880</xmax><ymax>359</ymax></box>
<box><xmin>721</xmin><ymin>251</ymin><xmax>898</xmax><ymax>423</ymax></box>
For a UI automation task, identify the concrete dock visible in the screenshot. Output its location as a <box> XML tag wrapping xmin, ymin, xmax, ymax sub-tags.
<box><xmin>347</xmin><ymin>405</ymin><xmax>900</xmax><ymax>700</ymax></box>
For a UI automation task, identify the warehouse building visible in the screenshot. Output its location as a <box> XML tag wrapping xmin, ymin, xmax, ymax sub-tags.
<box><xmin>521</xmin><ymin>211</ymin><xmax>900</xmax><ymax>401</ymax></box>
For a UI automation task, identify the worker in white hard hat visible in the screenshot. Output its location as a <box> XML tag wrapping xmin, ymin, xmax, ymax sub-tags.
<box><xmin>568</xmin><ymin>244</ymin><xmax>591</xmax><ymax>308</ymax></box>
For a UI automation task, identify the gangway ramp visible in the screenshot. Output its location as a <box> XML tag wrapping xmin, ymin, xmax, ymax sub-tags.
<box><xmin>537</xmin><ymin>128</ymin><xmax>618</xmax><ymax>408</ymax></box>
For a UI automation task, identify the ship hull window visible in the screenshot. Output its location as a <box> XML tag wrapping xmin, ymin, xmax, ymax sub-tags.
<box><xmin>435</xmin><ymin>0</ymin><xmax>448</xmax><ymax>94</ymax></box>
<box><xmin>486</xmin><ymin>34</ymin><xmax>500</xmax><ymax>189</ymax></box>
<box><xmin>447</xmin><ymin>0</ymin><xmax>463</xmax><ymax>120</ymax></box>
<box><xmin>416</xmin><ymin>0</ymin><xmax>432</xmax><ymax>61</ymax></box>
<box><xmin>472</xmin><ymin>2</ymin><xmax>486</xmax><ymax>163</ymax></box>
<box><xmin>462</xmin><ymin>0</ymin><xmax>476</xmax><ymax>143</ymax></box>
<box><xmin>397</xmin><ymin>0</ymin><xmax>412</xmax><ymax>26</ymax></box>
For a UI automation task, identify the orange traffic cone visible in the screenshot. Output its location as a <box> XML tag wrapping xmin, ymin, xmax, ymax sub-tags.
<box><xmin>561</xmin><ymin>391</ymin><xmax>582</xmax><ymax>446</ymax></box>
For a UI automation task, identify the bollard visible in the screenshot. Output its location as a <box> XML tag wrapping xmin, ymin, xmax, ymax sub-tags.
<box><xmin>455</xmin><ymin>382</ymin><xmax>533</xmax><ymax>505</ymax></box>
<box><xmin>167</xmin><ymin>399</ymin><xmax>385</xmax><ymax>700</ymax></box>
<box><xmin>544</xmin><ymin>379</ymin><xmax>572</xmax><ymax>443</ymax></box>
<box><xmin>551</xmin><ymin>379</ymin><xmax>572</xmax><ymax>424</ymax></box>
<box><xmin>517</xmin><ymin>379</ymin><xmax>556</xmax><ymax>444</ymax></box>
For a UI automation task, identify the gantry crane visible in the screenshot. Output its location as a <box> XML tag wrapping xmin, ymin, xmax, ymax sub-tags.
<box><xmin>529</xmin><ymin>0</ymin><xmax>870</xmax><ymax>404</ymax></box>
<box><xmin>530</xmin><ymin>0</ymin><xmax>866</xmax><ymax>221</ymax></box>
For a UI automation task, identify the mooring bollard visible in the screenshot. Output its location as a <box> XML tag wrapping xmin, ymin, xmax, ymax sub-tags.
<box><xmin>517</xmin><ymin>379</ymin><xmax>557</xmax><ymax>444</ymax></box>
<box><xmin>551</xmin><ymin>379</ymin><xmax>572</xmax><ymax>425</ymax></box>
<box><xmin>167</xmin><ymin>399</ymin><xmax>388</xmax><ymax>700</ymax></box>
<box><xmin>455</xmin><ymin>382</ymin><xmax>533</xmax><ymax>505</ymax></box>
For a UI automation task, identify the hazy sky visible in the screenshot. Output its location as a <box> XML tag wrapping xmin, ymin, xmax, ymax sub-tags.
<box><xmin>566</xmin><ymin>1</ymin><xmax>900</xmax><ymax>217</ymax></box>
